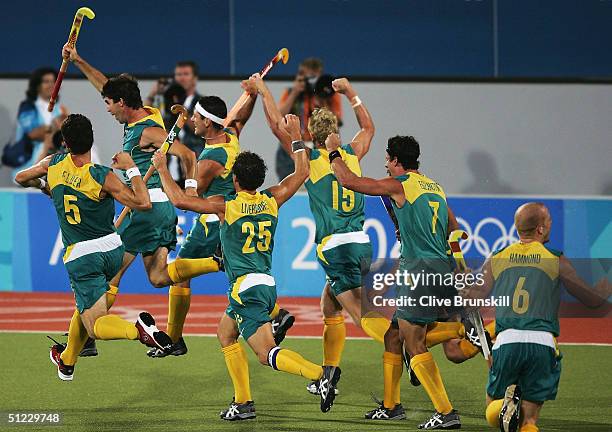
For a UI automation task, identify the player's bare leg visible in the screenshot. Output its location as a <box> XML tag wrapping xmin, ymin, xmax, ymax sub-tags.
<box><xmin>109</xmin><ymin>252</ymin><xmax>138</xmax><ymax>288</ymax></box>
<box><xmin>520</xmin><ymin>400</ymin><xmax>542</xmax><ymax>432</ymax></box>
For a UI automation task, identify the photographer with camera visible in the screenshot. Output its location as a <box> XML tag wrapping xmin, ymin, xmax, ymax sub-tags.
<box><xmin>275</xmin><ymin>58</ymin><xmax>343</xmax><ymax>180</ymax></box>
<box><xmin>146</xmin><ymin>61</ymin><xmax>205</xmax><ymax>185</ymax></box>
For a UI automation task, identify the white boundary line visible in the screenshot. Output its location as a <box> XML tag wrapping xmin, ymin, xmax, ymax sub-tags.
<box><xmin>1</xmin><ymin>329</ymin><xmax>610</xmax><ymax>346</ymax></box>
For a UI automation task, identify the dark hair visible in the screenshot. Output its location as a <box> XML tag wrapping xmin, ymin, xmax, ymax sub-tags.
<box><xmin>175</xmin><ymin>60</ymin><xmax>199</xmax><ymax>77</ymax></box>
<box><xmin>197</xmin><ymin>96</ymin><xmax>227</xmax><ymax>130</ymax></box>
<box><xmin>26</xmin><ymin>67</ymin><xmax>57</xmax><ymax>101</ymax></box>
<box><xmin>386</xmin><ymin>135</ymin><xmax>420</xmax><ymax>170</ymax></box>
<box><xmin>233</xmin><ymin>151</ymin><xmax>267</xmax><ymax>190</ymax></box>
<box><xmin>300</xmin><ymin>57</ymin><xmax>323</xmax><ymax>72</ymax></box>
<box><xmin>61</xmin><ymin>114</ymin><xmax>94</xmax><ymax>155</ymax></box>
<box><xmin>101</xmin><ymin>73</ymin><xmax>143</xmax><ymax>109</ymax></box>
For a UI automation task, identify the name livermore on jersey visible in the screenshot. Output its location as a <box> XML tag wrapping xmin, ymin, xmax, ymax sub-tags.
<box><xmin>491</xmin><ymin>241</ymin><xmax>563</xmax><ymax>336</ymax></box>
<box><xmin>47</xmin><ymin>153</ymin><xmax>115</xmax><ymax>247</ymax></box>
<box><xmin>220</xmin><ymin>190</ymin><xmax>279</xmax><ymax>288</ymax></box>
<box><xmin>305</xmin><ymin>144</ymin><xmax>365</xmax><ymax>244</ymax></box>
<box><xmin>123</xmin><ymin>106</ymin><xmax>165</xmax><ymax>189</ymax></box>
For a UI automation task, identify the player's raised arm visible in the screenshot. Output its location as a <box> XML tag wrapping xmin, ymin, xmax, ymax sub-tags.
<box><xmin>62</xmin><ymin>43</ymin><xmax>108</xmax><ymax>92</ymax></box>
<box><xmin>227</xmin><ymin>80</ymin><xmax>258</xmax><ymax>137</ymax></box>
<box><xmin>141</xmin><ymin>126</ymin><xmax>197</xmax><ymax>194</ymax></box>
<box><xmin>559</xmin><ymin>255</ymin><xmax>612</xmax><ymax>308</ymax></box>
<box><xmin>247</xmin><ymin>74</ymin><xmax>296</xmax><ymax>158</ymax></box>
<box><xmin>14</xmin><ymin>155</ymin><xmax>53</xmax><ymax>192</ymax></box>
<box><xmin>267</xmin><ymin>115</ymin><xmax>310</xmax><ymax>207</ymax></box>
<box><xmin>332</xmin><ymin>78</ymin><xmax>374</xmax><ymax>160</ymax></box>
<box><xmin>152</xmin><ymin>151</ymin><xmax>224</xmax><ymax>215</ymax></box>
<box><xmin>327</xmin><ymin>133</ymin><xmax>402</xmax><ymax>202</ymax></box>
<box><xmin>103</xmin><ymin>152</ymin><xmax>151</xmax><ymax>211</ymax></box>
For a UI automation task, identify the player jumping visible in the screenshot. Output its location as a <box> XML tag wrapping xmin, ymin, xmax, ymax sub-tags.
<box><xmin>247</xmin><ymin>74</ymin><xmax>389</xmax><ymax>395</ymax></box>
<box><xmin>15</xmin><ymin>114</ymin><xmax>173</xmax><ymax>381</ymax></box>
<box><xmin>147</xmin><ymin>91</ymin><xmax>294</xmax><ymax>357</ymax></box>
<box><xmin>61</xmin><ymin>44</ymin><xmax>223</xmax><ymax>356</ymax></box>
<box><xmin>152</xmin><ymin>115</ymin><xmax>341</xmax><ymax>419</ymax></box>
<box><xmin>462</xmin><ymin>202</ymin><xmax>612</xmax><ymax>432</ymax></box>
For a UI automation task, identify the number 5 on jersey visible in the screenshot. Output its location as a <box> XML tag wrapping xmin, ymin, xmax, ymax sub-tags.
<box><xmin>64</xmin><ymin>195</ymin><xmax>81</xmax><ymax>224</ymax></box>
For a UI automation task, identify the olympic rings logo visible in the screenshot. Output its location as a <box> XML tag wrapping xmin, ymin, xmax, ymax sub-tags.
<box><xmin>456</xmin><ymin>217</ymin><xmax>519</xmax><ymax>257</ymax></box>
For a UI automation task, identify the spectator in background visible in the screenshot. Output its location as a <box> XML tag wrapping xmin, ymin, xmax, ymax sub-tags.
<box><xmin>275</xmin><ymin>57</ymin><xmax>343</xmax><ymax>180</ymax></box>
<box><xmin>146</xmin><ymin>61</ymin><xmax>204</xmax><ymax>185</ymax></box>
<box><xmin>5</xmin><ymin>68</ymin><xmax>69</xmax><ymax>177</ymax></box>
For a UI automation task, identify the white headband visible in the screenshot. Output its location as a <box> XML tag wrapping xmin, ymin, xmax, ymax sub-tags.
<box><xmin>195</xmin><ymin>102</ymin><xmax>225</xmax><ymax>126</ymax></box>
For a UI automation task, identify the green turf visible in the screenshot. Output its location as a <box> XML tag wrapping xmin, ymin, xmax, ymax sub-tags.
<box><xmin>1</xmin><ymin>333</ymin><xmax>611</xmax><ymax>431</ymax></box>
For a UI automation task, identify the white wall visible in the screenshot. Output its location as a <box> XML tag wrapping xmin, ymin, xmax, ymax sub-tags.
<box><xmin>1</xmin><ymin>78</ymin><xmax>611</xmax><ymax>194</ymax></box>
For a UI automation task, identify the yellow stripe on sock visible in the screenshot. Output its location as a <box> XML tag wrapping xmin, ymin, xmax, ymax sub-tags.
<box><xmin>275</xmin><ymin>349</ymin><xmax>323</xmax><ymax>381</ymax></box>
<box><xmin>167</xmin><ymin>285</ymin><xmax>191</xmax><ymax>343</ymax></box>
<box><xmin>486</xmin><ymin>399</ymin><xmax>503</xmax><ymax>428</ymax></box>
<box><xmin>425</xmin><ymin>321</ymin><xmax>464</xmax><ymax>348</ymax></box>
<box><xmin>168</xmin><ymin>258</ymin><xmax>219</xmax><ymax>283</ymax></box>
<box><xmin>360</xmin><ymin>313</ymin><xmax>389</xmax><ymax>344</ymax></box>
<box><xmin>410</xmin><ymin>352</ymin><xmax>452</xmax><ymax>415</ymax></box>
<box><xmin>93</xmin><ymin>314</ymin><xmax>138</xmax><ymax>340</ymax></box>
<box><xmin>323</xmin><ymin>316</ymin><xmax>346</xmax><ymax>366</ymax></box>
<box><xmin>383</xmin><ymin>351</ymin><xmax>403</xmax><ymax>409</ymax></box>
<box><xmin>60</xmin><ymin>310</ymin><xmax>89</xmax><ymax>366</ymax></box>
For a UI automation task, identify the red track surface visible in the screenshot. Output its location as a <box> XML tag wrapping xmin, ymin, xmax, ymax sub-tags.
<box><xmin>1</xmin><ymin>292</ymin><xmax>611</xmax><ymax>344</ymax></box>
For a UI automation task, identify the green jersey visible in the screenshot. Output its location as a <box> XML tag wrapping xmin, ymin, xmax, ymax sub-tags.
<box><xmin>305</xmin><ymin>144</ymin><xmax>365</xmax><ymax>244</ymax></box>
<box><xmin>47</xmin><ymin>153</ymin><xmax>115</xmax><ymax>247</ymax></box>
<box><xmin>491</xmin><ymin>241</ymin><xmax>562</xmax><ymax>336</ymax></box>
<box><xmin>220</xmin><ymin>190</ymin><xmax>278</xmax><ymax>284</ymax></box>
<box><xmin>392</xmin><ymin>172</ymin><xmax>449</xmax><ymax>260</ymax></box>
<box><xmin>123</xmin><ymin>106</ymin><xmax>165</xmax><ymax>189</ymax></box>
<box><xmin>198</xmin><ymin>129</ymin><xmax>240</xmax><ymax>198</ymax></box>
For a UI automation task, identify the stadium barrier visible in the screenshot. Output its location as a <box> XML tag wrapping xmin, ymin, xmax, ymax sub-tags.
<box><xmin>1</xmin><ymin>190</ymin><xmax>609</xmax><ymax>297</ymax></box>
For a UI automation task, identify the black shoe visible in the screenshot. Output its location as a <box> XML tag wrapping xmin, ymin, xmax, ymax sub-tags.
<box><xmin>403</xmin><ymin>347</ymin><xmax>421</xmax><ymax>386</ymax></box>
<box><xmin>307</xmin><ymin>380</ymin><xmax>339</xmax><ymax>396</ymax></box>
<box><xmin>319</xmin><ymin>366</ymin><xmax>341</xmax><ymax>413</ymax></box>
<box><xmin>219</xmin><ymin>400</ymin><xmax>256</xmax><ymax>421</ymax></box>
<box><xmin>135</xmin><ymin>312</ymin><xmax>173</xmax><ymax>352</ymax></box>
<box><xmin>213</xmin><ymin>245</ymin><xmax>225</xmax><ymax>272</ymax></box>
<box><xmin>418</xmin><ymin>410</ymin><xmax>461</xmax><ymax>429</ymax></box>
<box><xmin>462</xmin><ymin>312</ymin><xmax>493</xmax><ymax>355</ymax></box>
<box><xmin>79</xmin><ymin>338</ymin><xmax>98</xmax><ymax>357</ymax></box>
<box><xmin>147</xmin><ymin>337</ymin><xmax>188</xmax><ymax>358</ymax></box>
<box><xmin>48</xmin><ymin>337</ymin><xmax>73</xmax><ymax>381</ymax></box>
<box><xmin>272</xmin><ymin>309</ymin><xmax>295</xmax><ymax>345</ymax></box>
<box><xmin>365</xmin><ymin>403</ymin><xmax>406</xmax><ymax>420</ymax></box>
<box><xmin>499</xmin><ymin>385</ymin><xmax>521</xmax><ymax>432</ymax></box>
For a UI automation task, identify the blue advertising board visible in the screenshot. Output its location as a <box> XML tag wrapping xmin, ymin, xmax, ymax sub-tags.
<box><xmin>0</xmin><ymin>190</ymin><xmax>609</xmax><ymax>296</ymax></box>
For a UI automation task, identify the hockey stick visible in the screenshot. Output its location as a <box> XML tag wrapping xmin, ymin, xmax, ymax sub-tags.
<box><xmin>223</xmin><ymin>48</ymin><xmax>289</xmax><ymax>128</ymax></box>
<box><xmin>48</xmin><ymin>7</ymin><xmax>95</xmax><ymax>112</ymax></box>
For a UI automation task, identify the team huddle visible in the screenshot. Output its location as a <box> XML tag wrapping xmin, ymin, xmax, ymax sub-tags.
<box><xmin>15</xmin><ymin>43</ymin><xmax>611</xmax><ymax>431</ymax></box>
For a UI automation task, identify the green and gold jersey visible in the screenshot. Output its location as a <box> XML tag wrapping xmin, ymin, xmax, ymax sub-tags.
<box><xmin>392</xmin><ymin>172</ymin><xmax>449</xmax><ymax>260</ymax></box>
<box><xmin>491</xmin><ymin>241</ymin><xmax>562</xmax><ymax>336</ymax></box>
<box><xmin>305</xmin><ymin>144</ymin><xmax>365</xmax><ymax>244</ymax></box>
<box><xmin>220</xmin><ymin>190</ymin><xmax>278</xmax><ymax>284</ymax></box>
<box><xmin>123</xmin><ymin>106</ymin><xmax>165</xmax><ymax>189</ymax></box>
<box><xmin>48</xmin><ymin>153</ymin><xmax>115</xmax><ymax>247</ymax></box>
<box><xmin>198</xmin><ymin>129</ymin><xmax>240</xmax><ymax>198</ymax></box>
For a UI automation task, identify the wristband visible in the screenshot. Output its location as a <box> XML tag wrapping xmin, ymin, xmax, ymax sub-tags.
<box><xmin>291</xmin><ymin>140</ymin><xmax>306</xmax><ymax>153</ymax></box>
<box><xmin>329</xmin><ymin>150</ymin><xmax>342</xmax><ymax>163</ymax></box>
<box><xmin>126</xmin><ymin>167</ymin><xmax>141</xmax><ymax>180</ymax></box>
<box><xmin>185</xmin><ymin>178</ymin><xmax>198</xmax><ymax>189</ymax></box>
<box><xmin>38</xmin><ymin>178</ymin><xmax>47</xmax><ymax>189</ymax></box>
<box><xmin>351</xmin><ymin>95</ymin><xmax>362</xmax><ymax>108</ymax></box>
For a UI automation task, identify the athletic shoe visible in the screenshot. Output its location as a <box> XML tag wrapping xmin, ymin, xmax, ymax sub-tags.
<box><xmin>365</xmin><ymin>403</ymin><xmax>406</xmax><ymax>420</ymax></box>
<box><xmin>403</xmin><ymin>347</ymin><xmax>421</xmax><ymax>386</ymax></box>
<box><xmin>319</xmin><ymin>366</ymin><xmax>341</xmax><ymax>412</ymax></box>
<box><xmin>135</xmin><ymin>312</ymin><xmax>172</xmax><ymax>352</ymax></box>
<box><xmin>307</xmin><ymin>380</ymin><xmax>339</xmax><ymax>395</ymax></box>
<box><xmin>418</xmin><ymin>410</ymin><xmax>461</xmax><ymax>429</ymax></box>
<box><xmin>272</xmin><ymin>309</ymin><xmax>295</xmax><ymax>345</ymax></box>
<box><xmin>48</xmin><ymin>338</ymin><xmax>74</xmax><ymax>381</ymax></box>
<box><xmin>219</xmin><ymin>400</ymin><xmax>256</xmax><ymax>421</ymax></box>
<box><xmin>499</xmin><ymin>384</ymin><xmax>521</xmax><ymax>432</ymax></box>
<box><xmin>213</xmin><ymin>245</ymin><xmax>225</xmax><ymax>272</ymax></box>
<box><xmin>462</xmin><ymin>313</ymin><xmax>493</xmax><ymax>355</ymax></box>
<box><xmin>147</xmin><ymin>337</ymin><xmax>188</xmax><ymax>358</ymax></box>
<box><xmin>79</xmin><ymin>338</ymin><xmax>98</xmax><ymax>357</ymax></box>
